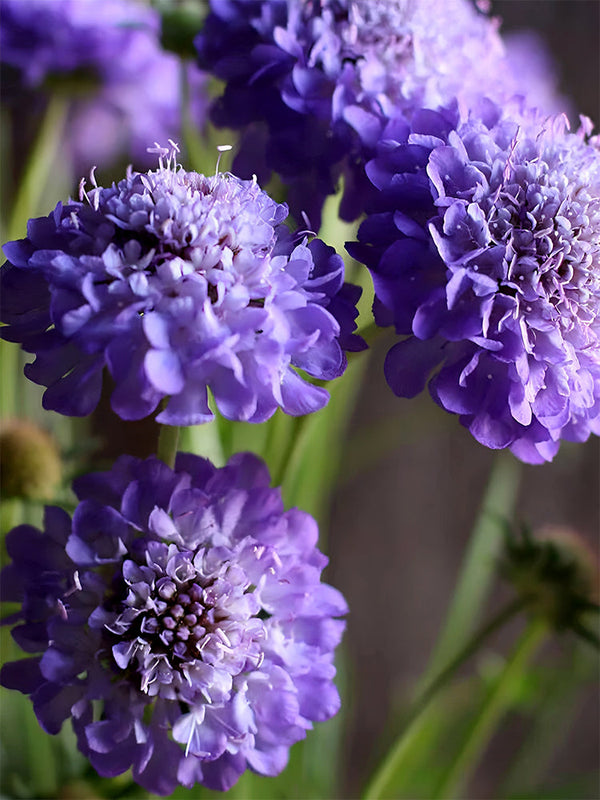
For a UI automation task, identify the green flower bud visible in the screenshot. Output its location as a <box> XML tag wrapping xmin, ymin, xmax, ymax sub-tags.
<box><xmin>0</xmin><ymin>419</ymin><xmax>62</xmax><ymax>500</ymax></box>
<box><xmin>502</xmin><ymin>524</ymin><xmax>599</xmax><ymax>645</ymax></box>
<box><xmin>159</xmin><ymin>1</ymin><xmax>207</xmax><ymax>59</ymax></box>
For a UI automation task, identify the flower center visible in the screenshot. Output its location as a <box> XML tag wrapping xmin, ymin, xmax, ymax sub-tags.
<box><xmin>485</xmin><ymin>166</ymin><xmax>599</xmax><ymax>328</ymax></box>
<box><xmin>142</xmin><ymin>578</ymin><xmax>213</xmax><ymax>662</ymax></box>
<box><xmin>106</xmin><ymin>549</ymin><xmax>267</xmax><ymax>700</ymax></box>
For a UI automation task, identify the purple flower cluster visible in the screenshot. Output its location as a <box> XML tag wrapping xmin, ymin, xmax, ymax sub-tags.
<box><xmin>0</xmin><ymin>452</ymin><xmax>347</xmax><ymax>794</ymax></box>
<box><xmin>195</xmin><ymin>0</ymin><xmax>551</xmax><ymax>226</ymax></box>
<box><xmin>348</xmin><ymin>101</ymin><xmax>600</xmax><ymax>462</ymax></box>
<box><xmin>0</xmin><ymin>0</ymin><xmax>207</xmax><ymax>170</ymax></box>
<box><xmin>0</xmin><ymin>146</ymin><xmax>363</xmax><ymax>424</ymax></box>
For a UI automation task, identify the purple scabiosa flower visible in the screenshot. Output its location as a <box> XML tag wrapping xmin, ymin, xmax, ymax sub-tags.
<box><xmin>195</xmin><ymin>0</ymin><xmax>518</xmax><ymax>226</ymax></box>
<box><xmin>347</xmin><ymin>100</ymin><xmax>600</xmax><ymax>463</ymax></box>
<box><xmin>0</xmin><ymin>145</ymin><xmax>363</xmax><ymax>424</ymax></box>
<box><xmin>0</xmin><ymin>0</ymin><xmax>208</xmax><ymax>171</ymax></box>
<box><xmin>0</xmin><ymin>452</ymin><xmax>347</xmax><ymax>794</ymax></box>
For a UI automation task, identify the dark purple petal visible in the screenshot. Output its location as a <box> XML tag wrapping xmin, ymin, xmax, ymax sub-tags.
<box><xmin>0</xmin><ymin>657</ymin><xmax>43</xmax><ymax>693</ymax></box>
<box><xmin>32</xmin><ymin>682</ymin><xmax>82</xmax><ymax>735</ymax></box>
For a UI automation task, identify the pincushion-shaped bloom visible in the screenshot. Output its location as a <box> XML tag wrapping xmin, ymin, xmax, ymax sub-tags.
<box><xmin>348</xmin><ymin>101</ymin><xmax>600</xmax><ymax>462</ymax></box>
<box><xmin>0</xmin><ymin>0</ymin><xmax>207</xmax><ymax>170</ymax></box>
<box><xmin>0</xmin><ymin>146</ymin><xmax>363</xmax><ymax>424</ymax></box>
<box><xmin>196</xmin><ymin>0</ymin><xmax>548</xmax><ymax>226</ymax></box>
<box><xmin>0</xmin><ymin>452</ymin><xmax>347</xmax><ymax>794</ymax></box>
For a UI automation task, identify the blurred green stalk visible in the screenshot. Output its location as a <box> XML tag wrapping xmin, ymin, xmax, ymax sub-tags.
<box><xmin>422</xmin><ymin>450</ymin><xmax>522</xmax><ymax>683</ymax></box>
<box><xmin>499</xmin><ymin>641</ymin><xmax>597</xmax><ymax>797</ymax></box>
<box><xmin>157</xmin><ymin>423</ymin><xmax>180</xmax><ymax>468</ymax></box>
<box><xmin>432</xmin><ymin>618</ymin><xmax>548</xmax><ymax>800</ymax></box>
<box><xmin>8</xmin><ymin>94</ymin><xmax>70</xmax><ymax>241</ymax></box>
<box><xmin>363</xmin><ymin>597</ymin><xmax>526</xmax><ymax>800</ymax></box>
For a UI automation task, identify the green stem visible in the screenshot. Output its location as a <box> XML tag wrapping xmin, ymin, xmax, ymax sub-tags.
<box><xmin>179</xmin><ymin>58</ymin><xmax>207</xmax><ymax>172</ymax></box>
<box><xmin>421</xmin><ymin>450</ymin><xmax>522</xmax><ymax>685</ymax></box>
<box><xmin>271</xmin><ymin>415</ymin><xmax>306</xmax><ymax>488</ymax></box>
<box><xmin>363</xmin><ymin>597</ymin><xmax>526</xmax><ymax>800</ymax></box>
<box><xmin>432</xmin><ymin>618</ymin><xmax>547</xmax><ymax>800</ymax></box>
<box><xmin>0</xmin><ymin>340</ymin><xmax>19</xmax><ymax>420</ymax></box>
<box><xmin>157</xmin><ymin>424</ymin><xmax>180</xmax><ymax>469</ymax></box>
<box><xmin>2</xmin><ymin>96</ymin><xmax>70</xmax><ymax>422</ymax></box>
<box><xmin>179</xmin><ymin>420</ymin><xmax>225</xmax><ymax>466</ymax></box>
<box><xmin>8</xmin><ymin>94</ymin><xmax>70</xmax><ymax>241</ymax></box>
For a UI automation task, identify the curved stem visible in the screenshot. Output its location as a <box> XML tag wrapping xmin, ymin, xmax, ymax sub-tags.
<box><xmin>157</xmin><ymin>424</ymin><xmax>180</xmax><ymax>469</ymax></box>
<box><xmin>432</xmin><ymin>618</ymin><xmax>547</xmax><ymax>799</ymax></box>
<box><xmin>421</xmin><ymin>450</ymin><xmax>522</xmax><ymax>686</ymax></box>
<box><xmin>363</xmin><ymin>597</ymin><xmax>526</xmax><ymax>800</ymax></box>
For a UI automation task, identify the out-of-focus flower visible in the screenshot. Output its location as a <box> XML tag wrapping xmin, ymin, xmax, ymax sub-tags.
<box><xmin>195</xmin><ymin>0</ymin><xmax>547</xmax><ymax>226</ymax></box>
<box><xmin>503</xmin><ymin>29</ymin><xmax>574</xmax><ymax>120</ymax></box>
<box><xmin>0</xmin><ymin>419</ymin><xmax>62</xmax><ymax>500</ymax></box>
<box><xmin>0</xmin><ymin>0</ymin><xmax>208</xmax><ymax>171</ymax></box>
<box><xmin>347</xmin><ymin>100</ymin><xmax>600</xmax><ymax>462</ymax></box>
<box><xmin>0</xmin><ymin>144</ymin><xmax>363</xmax><ymax>424</ymax></box>
<box><xmin>0</xmin><ymin>452</ymin><xmax>347</xmax><ymax>794</ymax></box>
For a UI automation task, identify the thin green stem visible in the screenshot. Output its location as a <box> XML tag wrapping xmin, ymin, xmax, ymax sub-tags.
<box><xmin>179</xmin><ymin>58</ymin><xmax>207</xmax><ymax>173</ymax></box>
<box><xmin>271</xmin><ymin>415</ymin><xmax>306</xmax><ymax>488</ymax></box>
<box><xmin>432</xmin><ymin>618</ymin><xmax>547</xmax><ymax>800</ymax></box>
<box><xmin>179</xmin><ymin>420</ymin><xmax>225</xmax><ymax>466</ymax></box>
<box><xmin>157</xmin><ymin>424</ymin><xmax>180</xmax><ymax>469</ymax></box>
<box><xmin>2</xmin><ymin>96</ymin><xmax>70</xmax><ymax>422</ymax></box>
<box><xmin>8</xmin><ymin>94</ymin><xmax>70</xmax><ymax>241</ymax></box>
<box><xmin>0</xmin><ymin>340</ymin><xmax>19</xmax><ymax>420</ymax></box>
<box><xmin>363</xmin><ymin>597</ymin><xmax>526</xmax><ymax>800</ymax></box>
<box><xmin>421</xmin><ymin>450</ymin><xmax>522</xmax><ymax>686</ymax></box>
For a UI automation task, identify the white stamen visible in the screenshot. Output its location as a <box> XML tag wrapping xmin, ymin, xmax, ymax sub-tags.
<box><xmin>216</xmin><ymin>628</ymin><xmax>232</xmax><ymax>648</ymax></box>
<box><xmin>56</xmin><ymin>599</ymin><xmax>68</xmax><ymax>620</ymax></box>
<box><xmin>272</xmin><ymin>552</ymin><xmax>283</xmax><ymax>569</ymax></box>
<box><xmin>215</xmin><ymin>144</ymin><xmax>232</xmax><ymax>175</ymax></box>
<box><xmin>78</xmin><ymin>177</ymin><xmax>88</xmax><ymax>203</ymax></box>
<box><xmin>64</xmin><ymin>570</ymin><xmax>82</xmax><ymax>598</ymax></box>
<box><xmin>147</xmin><ymin>142</ymin><xmax>169</xmax><ymax>170</ymax></box>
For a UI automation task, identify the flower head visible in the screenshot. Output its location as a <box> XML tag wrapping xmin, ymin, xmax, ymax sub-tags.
<box><xmin>0</xmin><ymin>0</ymin><xmax>208</xmax><ymax>170</ymax></box>
<box><xmin>348</xmin><ymin>101</ymin><xmax>600</xmax><ymax>462</ymax></box>
<box><xmin>0</xmin><ymin>452</ymin><xmax>347</xmax><ymax>794</ymax></box>
<box><xmin>195</xmin><ymin>0</ymin><xmax>549</xmax><ymax>226</ymax></box>
<box><xmin>0</xmin><ymin>145</ymin><xmax>363</xmax><ymax>424</ymax></box>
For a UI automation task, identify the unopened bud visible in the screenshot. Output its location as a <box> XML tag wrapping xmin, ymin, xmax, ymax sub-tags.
<box><xmin>0</xmin><ymin>419</ymin><xmax>62</xmax><ymax>500</ymax></box>
<box><xmin>502</xmin><ymin>524</ymin><xmax>599</xmax><ymax>641</ymax></box>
